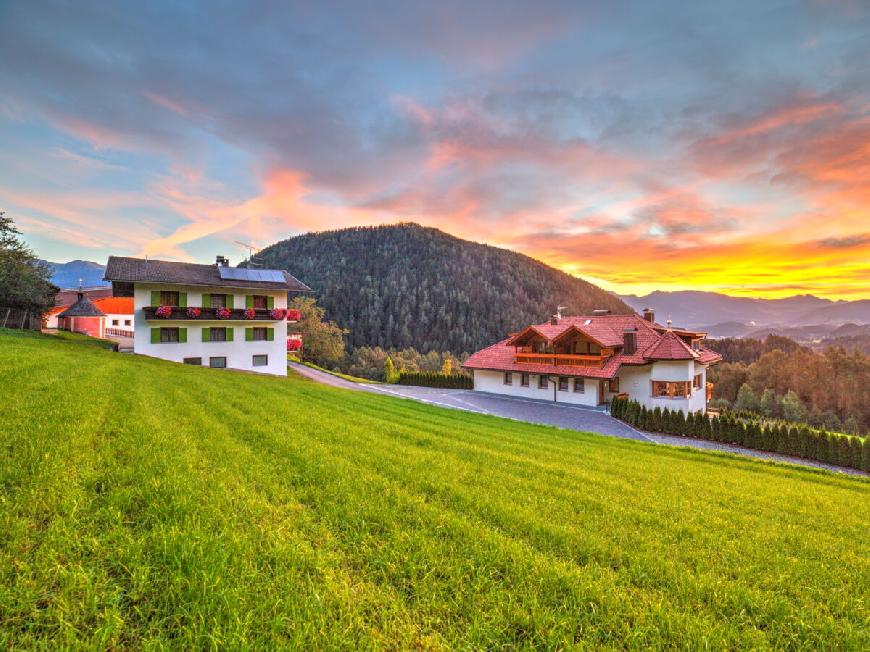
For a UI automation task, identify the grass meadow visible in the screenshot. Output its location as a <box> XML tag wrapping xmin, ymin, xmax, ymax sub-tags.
<box><xmin>1</xmin><ymin>329</ymin><xmax>868</xmax><ymax>649</ymax></box>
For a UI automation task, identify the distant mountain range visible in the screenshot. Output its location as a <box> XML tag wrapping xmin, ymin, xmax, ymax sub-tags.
<box><xmin>617</xmin><ymin>290</ymin><xmax>870</xmax><ymax>340</ymax></box>
<box><xmin>43</xmin><ymin>260</ymin><xmax>109</xmax><ymax>289</ymax></box>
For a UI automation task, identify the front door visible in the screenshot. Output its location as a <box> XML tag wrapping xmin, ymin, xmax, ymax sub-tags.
<box><xmin>598</xmin><ymin>380</ymin><xmax>605</xmax><ymax>405</ymax></box>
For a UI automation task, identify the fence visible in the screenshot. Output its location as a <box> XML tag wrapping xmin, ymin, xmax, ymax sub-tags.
<box><xmin>0</xmin><ymin>307</ymin><xmax>42</xmax><ymax>331</ymax></box>
<box><xmin>105</xmin><ymin>328</ymin><xmax>134</xmax><ymax>338</ymax></box>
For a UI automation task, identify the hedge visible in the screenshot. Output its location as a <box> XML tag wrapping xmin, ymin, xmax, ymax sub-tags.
<box><xmin>611</xmin><ymin>397</ymin><xmax>869</xmax><ymax>473</ymax></box>
<box><xmin>397</xmin><ymin>371</ymin><xmax>473</xmax><ymax>389</ymax></box>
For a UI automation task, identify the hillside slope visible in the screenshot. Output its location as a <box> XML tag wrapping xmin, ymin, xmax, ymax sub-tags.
<box><xmin>254</xmin><ymin>223</ymin><xmax>630</xmax><ymax>353</ymax></box>
<box><xmin>43</xmin><ymin>259</ymin><xmax>108</xmax><ymax>288</ymax></box>
<box><xmin>1</xmin><ymin>329</ymin><xmax>868</xmax><ymax>648</ymax></box>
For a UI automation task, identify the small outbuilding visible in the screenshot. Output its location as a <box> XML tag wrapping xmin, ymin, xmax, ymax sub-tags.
<box><xmin>56</xmin><ymin>292</ymin><xmax>106</xmax><ymax>338</ymax></box>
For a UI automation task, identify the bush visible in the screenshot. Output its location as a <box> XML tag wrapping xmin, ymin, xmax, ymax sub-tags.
<box><xmin>610</xmin><ymin>397</ymin><xmax>866</xmax><ymax>472</ymax></box>
<box><xmin>397</xmin><ymin>371</ymin><xmax>473</xmax><ymax>389</ymax></box>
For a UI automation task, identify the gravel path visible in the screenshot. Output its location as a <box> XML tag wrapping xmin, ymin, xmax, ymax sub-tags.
<box><xmin>289</xmin><ymin>363</ymin><xmax>867</xmax><ymax>477</ymax></box>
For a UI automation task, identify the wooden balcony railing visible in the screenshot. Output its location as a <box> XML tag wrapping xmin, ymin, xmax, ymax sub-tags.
<box><xmin>142</xmin><ymin>307</ymin><xmax>283</xmax><ymax>321</ymax></box>
<box><xmin>514</xmin><ymin>353</ymin><xmax>609</xmax><ymax>368</ymax></box>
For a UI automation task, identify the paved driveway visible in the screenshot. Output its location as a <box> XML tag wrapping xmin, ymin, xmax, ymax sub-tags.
<box><xmin>288</xmin><ymin>362</ymin><xmax>867</xmax><ymax>476</ymax></box>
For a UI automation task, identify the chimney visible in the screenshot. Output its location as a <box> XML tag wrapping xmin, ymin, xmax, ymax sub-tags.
<box><xmin>623</xmin><ymin>328</ymin><xmax>637</xmax><ymax>355</ymax></box>
<box><xmin>643</xmin><ymin>308</ymin><xmax>655</xmax><ymax>323</ymax></box>
<box><xmin>592</xmin><ymin>309</ymin><xmax>611</xmax><ymax>316</ymax></box>
<box><xmin>215</xmin><ymin>255</ymin><xmax>229</xmax><ymax>267</ymax></box>
<box><xmin>550</xmin><ymin>314</ymin><xmax>559</xmax><ymax>325</ymax></box>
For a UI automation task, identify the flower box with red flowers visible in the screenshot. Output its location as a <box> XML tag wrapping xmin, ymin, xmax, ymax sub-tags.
<box><xmin>186</xmin><ymin>307</ymin><xmax>202</xmax><ymax>319</ymax></box>
<box><xmin>155</xmin><ymin>305</ymin><xmax>173</xmax><ymax>318</ymax></box>
<box><xmin>215</xmin><ymin>307</ymin><xmax>231</xmax><ymax>320</ymax></box>
<box><xmin>243</xmin><ymin>308</ymin><xmax>256</xmax><ymax>320</ymax></box>
<box><xmin>287</xmin><ymin>339</ymin><xmax>302</xmax><ymax>351</ymax></box>
<box><xmin>286</xmin><ymin>309</ymin><xmax>301</xmax><ymax>321</ymax></box>
<box><xmin>269</xmin><ymin>308</ymin><xmax>286</xmax><ymax>320</ymax></box>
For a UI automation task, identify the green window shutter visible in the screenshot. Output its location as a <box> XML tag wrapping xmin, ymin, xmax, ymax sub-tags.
<box><xmin>266</xmin><ymin>327</ymin><xmax>274</xmax><ymax>341</ymax></box>
<box><xmin>179</xmin><ymin>328</ymin><xmax>188</xmax><ymax>343</ymax></box>
<box><xmin>226</xmin><ymin>294</ymin><xmax>234</xmax><ymax>309</ymax></box>
<box><xmin>202</xmin><ymin>293</ymin><xmax>211</xmax><ymax>308</ymax></box>
<box><xmin>202</xmin><ymin>327</ymin><xmax>211</xmax><ymax>342</ymax></box>
<box><xmin>245</xmin><ymin>328</ymin><xmax>253</xmax><ymax>342</ymax></box>
<box><xmin>267</xmin><ymin>296</ymin><xmax>274</xmax><ymax>309</ymax></box>
<box><xmin>151</xmin><ymin>327</ymin><xmax>160</xmax><ymax>344</ymax></box>
<box><xmin>226</xmin><ymin>327</ymin><xmax>234</xmax><ymax>342</ymax></box>
<box><xmin>179</xmin><ymin>292</ymin><xmax>187</xmax><ymax>308</ymax></box>
<box><xmin>151</xmin><ymin>291</ymin><xmax>161</xmax><ymax>307</ymax></box>
<box><xmin>246</xmin><ymin>295</ymin><xmax>254</xmax><ymax>309</ymax></box>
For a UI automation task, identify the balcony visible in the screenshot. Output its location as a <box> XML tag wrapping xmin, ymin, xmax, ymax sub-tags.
<box><xmin>514</xmin><ymin>352</ymin><xmax>609</xmax><ymax>368</ymax></box>
<box><xmin>143</xmin><ymin>307</ymin><xmax>295</xmax><ymax>321</ymax></box>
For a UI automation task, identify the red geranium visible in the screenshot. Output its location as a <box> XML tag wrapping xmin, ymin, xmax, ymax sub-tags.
<box><xmin>286</xmin><ymin>338</ymin><xmax>301</xmax><ymax>351</ymax></box>
<box><xmin>270</xmin><ymin>308</ymin><xmax>285</xmax><ymax>320</ymax></box>
<box><xmin>286</xmin><ymin>309</ymin><xmax>301</xmax><ymax>321</ymax></box>
<box><xmin>215</xmin><ymin>307</ymin><xmax>231</xmax><ymax>319</ymax></box>
<box><xmin>155</xmin><ymin>305</ymin><xmax>172</xmax><ymax>318</ymax></box>
<box><xmin>186</xmin><ymin>307</ymin><xmax>201</xmax><ymax>318</ymax></box>
<box><xmin>243</xmin><ymin>308</ymin><xmax>256</xmax><ymax>320</ymax></box>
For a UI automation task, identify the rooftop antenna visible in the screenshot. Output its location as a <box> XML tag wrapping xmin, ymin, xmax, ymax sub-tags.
<box><xmin>234</xmin><ymin>241</ymin><xmax>262</xmax><ymax>267</ymax></box>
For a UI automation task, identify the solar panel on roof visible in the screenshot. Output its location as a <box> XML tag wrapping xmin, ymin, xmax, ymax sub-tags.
<box><xmin>218</xmin><ymin>267</ymin><xmax>285</xmax><ymax>283</ymax></box>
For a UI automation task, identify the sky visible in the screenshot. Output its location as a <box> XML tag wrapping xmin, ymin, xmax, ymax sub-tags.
<box><xmin>0</xmin><ymin>1</ymin><xmax>868</xmax><ymax>299</ymax></box>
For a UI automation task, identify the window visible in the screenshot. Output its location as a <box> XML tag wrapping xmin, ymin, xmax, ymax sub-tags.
<box><xmin>112</xmin><ymin>319</ymin><xmax>119</xmax><ymax>326</ymax></box>
<box><xmin>693</xmin><ymin>373</ymin><xmax>703</xmax><ymax>390</ymax></box>
<box><xmin>504</xmin><ymin>372</ymin><xmax>513</xmax><ymax>385</ymax></box>
<box><xmin>538</xmin><ymin>375</ymin><xmax>549</xmax><ymax>389</ymax></box>
<box><xmin>558</xmin><ymin>377</ymin><xmax>569</xmax><ymax>391</ymax></box>
<box><xmin>124</xmin><ymin>319</ymin><xmax>131</xmax><ymax>326</ymax></box>
<box><xmin>209</xmin><ymin>357</ymin><xmax>227</xmax><ymax>369</ymax></box>
<box><xmin>692</xmin><ymin>339</ymin><xmax>700</xmax><ymax>351</ymax></box>
<box><xmin>574</xmin><ymin>378</ymin><xmax>585</xmax><ymax>393</ymax></box>
<box><xmin>160</xmin><ymin>327</ymin><xmax>179</xmax><ymax>343</ymax></box>
<box><xmin>210</xmin><ymin>327</ymin><xmax>228</xmax><ymax>342</ymax></box>
<box><xmin>609</xmin><ymin>378</ymin><xmax>620</xmax><ymax>393</ymax></box>
<box><xmin>210</xmin><ymin>294</ymin><xmax>227</xmax><ymax>308</ymax></box>
<box><xmin>520</xmin><ymin>373</ymin><xmax>529</xmax><ymax>387</ymax></box>
<box><xmin>252</xmin><ymin>327</ymin><xmax>268</xmax><ymax>341</ymax></box>
<box><xmin>160</xmin><ymin>291</ymin><xmax>180</xmax><ymax>306</ymax></box>
<box><xmin>252</xmin><ymin>295</ymin><xmax>268</xmax><ymax>310</ymax></box>
<box><xmin>252</xmin><ymin>354</ymin><xmax>268</xmax><ymax>367</ymax></box>
<box><xmin>183</xmin><ymin>357</ymin><xmax>202</xmax><ymax>365</ymax></box>
<box><xmin>652</xmin><ymin>380</ymin><xmax>691</xmax><ymax>398</ymax></box>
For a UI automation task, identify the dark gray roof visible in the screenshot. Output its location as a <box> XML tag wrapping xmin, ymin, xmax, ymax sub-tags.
<box><xmin>57</xmin><ymin>293</ymin><xmax>106</xmax><ymax>318</ymax></box>
<box><xmin>103</xmin><ymin>256</ymin><xmax>310</xmax><ymax>291</ymax></box>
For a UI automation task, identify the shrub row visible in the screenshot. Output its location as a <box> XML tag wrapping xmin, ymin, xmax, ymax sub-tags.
<box><xmin>397</xmin><ymin>371</ymin><xmax>473</xmax><ymax>389</ymax></box>
<box><xmin>611</xmin><ymin>397</ymin><xmax>870</xmax><ymax>472</ymax></box>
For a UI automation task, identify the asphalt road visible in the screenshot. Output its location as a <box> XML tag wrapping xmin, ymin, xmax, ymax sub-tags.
<box><xmin>288</xmin><ymin>362</ymin><xmax>867</xmax><ymax>476</ymax></box>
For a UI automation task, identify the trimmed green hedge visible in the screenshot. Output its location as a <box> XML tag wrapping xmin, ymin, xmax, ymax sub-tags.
<box><xmin>611</xmin><ymin>397</ymin><xmax>869</xmax><ymax>472</ymax></box>
<box><xmin>397</xmin><ymin>371</ymin><xmax>473</xmax><ymax>389</ymax></box>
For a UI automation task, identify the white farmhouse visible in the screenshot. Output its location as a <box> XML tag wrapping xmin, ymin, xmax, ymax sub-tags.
<box><xmin>104</xmin><ymin>255</ymin><xmax>310</xmax><ymax>375</ymax></box>
<box><xmin>463</xmin><ymin>309</ymin><xmax>721</xmax><ymax>414</ymax></box>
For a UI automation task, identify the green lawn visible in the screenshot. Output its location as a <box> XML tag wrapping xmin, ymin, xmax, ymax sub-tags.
<box><xmin>1</xmin><ymin>329</ymin><xmax>868</xmax><ymax>649</ymax></box>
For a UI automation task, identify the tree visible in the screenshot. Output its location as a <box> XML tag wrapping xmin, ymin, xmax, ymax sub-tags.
<box><xmin>759</xmin><ymin>388</ymin><xmax>781</xmax><ymax>418</ymax></box>
<box><xmin>781</xmin><ymin>390</ymin><xmax>807</xmax><ymax>423</ymax></box>
<box><xmin>734</xmin><ymin>383</ymin><xmax>759</xmax><ymax>413</ymax></box>
<box><xmin>384</xmin><ymin>356</ymin><xmax>398</xmax><ymax>384</ymax></box>
<box><xmin>0</xmin><ymin>212</ymin><xmax>56</xmax><ymax>313</ymax></box>
<box><xmin>289</xmin><ymin>296</ymin><xmax>347</xmax><ymax>367</ymax></box>
<box><xmin>440</xmin><ymin>357</ymin><xmax>453</xmax><ymax>375</ymax></box>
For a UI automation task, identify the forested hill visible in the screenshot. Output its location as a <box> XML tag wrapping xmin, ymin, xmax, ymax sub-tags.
<box><xmin>254</xmin><ymin>223</ymin><xmax>631</xmax><ymax>353</ymax></box>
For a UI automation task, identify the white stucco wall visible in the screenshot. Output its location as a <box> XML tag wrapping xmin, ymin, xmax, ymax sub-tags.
<box><xmin>132</xmin><ymin>284</ymin><xmax>288</xmax><ymax>376</ymax></box>
<box><xmin>474</xmin><ymin>360</ymin><xmax>709</xmax><ymax>414</ymax></box>
<box><xmin>104</xmin><ymin>313</ymin><xmax>134</xmax><ymax>331</ymax></box>
<box><xmin>472</xmin><ymin>369</ymin><xmax>601</xmax><ymax>407</ymax></box>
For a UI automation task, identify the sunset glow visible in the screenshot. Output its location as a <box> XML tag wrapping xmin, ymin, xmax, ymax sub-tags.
<box><xmin>0</xmin><ymin>1</ymin><xmax>867</xmax><ymax>299</ymax></box>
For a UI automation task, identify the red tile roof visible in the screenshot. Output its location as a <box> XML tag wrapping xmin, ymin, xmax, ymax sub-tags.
<box><xmin>93</xmin><ymin>297</ymin><xmax>134</xmax><ymax>314</ymax></box>
<box><xmin>463</xmin><ymin>313</ymin><xmax>721</xmax><ymax>379</ymax></box>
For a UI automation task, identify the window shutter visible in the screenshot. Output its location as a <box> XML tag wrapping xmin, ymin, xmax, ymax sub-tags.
<box><xmin>226</xmin><ymin>294</ymin><xmax>234</xmax><ymax>309</ymax></box>
<box><xmin>179</xmin><ymin>328</ymin><xmax>188</xmax><ymax>343</ymax></box>
<box><xmin>202</xmin><ymin>294</ymin><xmax>211</xmax><ymax>308</ymax></box>
<box><xmin>246</xmin><ymin>295</ymin><xmax>253</xmax><ymax>309</ymax></box>
<box><xmin>267</xmin><ymin>296</ymin><xmax>274</xmax><ymax>310</ymax></box>
<box><xmin>202</xmin><ymin>327</ymin><xmax>211</xmax><ymax>342</ymax></box>
<box><xmin>151</xmin><ymin>291</ymin><xmax>160</xmax><ymax>307</ymax></box>
<box><xmin>226</xmin><ymin>327</ymin><xmax>234</xmax><ymax>342</ymax></box>
<box><xmin>266</xmin><ymin>327</ymin><xmax>274</xmax><ymax>341</ymax></box>
<box><xmin>151</xmin><ymin>328</ymin><xmax>160</xmax><ymax>344</ymax></box>
<box><xmin>179</xmin><ymin>292</ymin><xmax>187</xmax><ymax>308</ymax></box>
<box><xmin>245</xmin><ymin>327</ymin><xmax>253</xmax><ymax>342</ymax></box>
